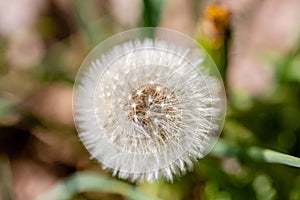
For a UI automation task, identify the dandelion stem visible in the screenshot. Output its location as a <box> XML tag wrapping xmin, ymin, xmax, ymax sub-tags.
<box><xmin>142</xmin><ymin>0</ymin><xmax>164</xmax><ymax>27</ymax></box>
<box><xmin>39</xmin><ymin>172</ymin><xmax>162</xmax><ymax>200</ymax></box>
<box><xmin>211</xmin><ymin>139</ymin><xmax>300</xmax><ymax>168</ymax></box>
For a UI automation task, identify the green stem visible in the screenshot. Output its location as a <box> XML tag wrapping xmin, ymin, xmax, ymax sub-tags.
<box><xmin>211</xmin><ymin>139</ymin><xmax>300</xmax><ymax>168</ymax></box>
<box><xmin>142</xmin><ymin>0</ymin><xmax>164</xmax><ymax>27</ymax></box>
<box><xmin>39</xmin><ymin>172</ymin><xmax>162</xmax><ymax>200</ymax></box>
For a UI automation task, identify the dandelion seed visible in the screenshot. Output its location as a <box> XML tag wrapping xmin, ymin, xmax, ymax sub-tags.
<box><xmin>73</xmin><ymin>28</ymin><xmax>226</xmax><ymax>183</ymax></box>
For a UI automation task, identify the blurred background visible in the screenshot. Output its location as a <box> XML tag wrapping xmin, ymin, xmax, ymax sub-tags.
<box><xmin>0</xmin><ymin>0</ymin><xmax>300</xmax><ymax>199</ymax></box>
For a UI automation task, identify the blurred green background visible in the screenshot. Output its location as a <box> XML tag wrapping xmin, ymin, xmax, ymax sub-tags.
<box><xmin>0</xmin><ymin>0</ymin><xmax>300</xmax><ymax>200</ymax></box>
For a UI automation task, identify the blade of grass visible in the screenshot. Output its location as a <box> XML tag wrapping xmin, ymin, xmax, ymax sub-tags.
<box><xmin>71</xmin><ymin>0</ymin><xmax>109</xmax><ymax>47</ymax></box>
<box><xmin>0</xmin><ymin>155</ymin><xmax>15</xmax><ymax>200</ymax></box>
<box><xmin>71</xmin><ymin>0</ymin><xmax>95</xmax><ymax>45</ymax></box>
<box><xmin>38</xmin><ymin>172</ymin><xmax>162</xmax><ymax>200</ymax></box>
<box><xmin>211</xmin><ymin>139</ymin><xmax>300</xmax><ymax>168</ymax></box>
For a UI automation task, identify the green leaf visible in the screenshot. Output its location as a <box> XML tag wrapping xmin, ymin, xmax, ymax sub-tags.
<box><xmin>211</xmin><ymin>139</ymin><xmax>300</xmax><ymax>168</ymax></box>
<box><xmin>38</xmin><ymin>172</ymin><xmax>162</xmax><ymax>200</ymax></box>
<box><xmin>0</xmin><ymin>98</ymin><xmax>15</xmax><ymax>117</ymax></box>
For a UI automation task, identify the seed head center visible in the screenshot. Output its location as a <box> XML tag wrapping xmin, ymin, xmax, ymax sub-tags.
<box><xmin>128</xmin><ymin>83</ymin><xmax>181</xmax><ymax>132</ymax></box>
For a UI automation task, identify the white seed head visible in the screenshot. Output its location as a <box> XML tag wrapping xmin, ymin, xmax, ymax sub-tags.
<box><xmin>73</xmin><ymin>28</ymin><xmax>226</xmax><ymax>183</ymax></box>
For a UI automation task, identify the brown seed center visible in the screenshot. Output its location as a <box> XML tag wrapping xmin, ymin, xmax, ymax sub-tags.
<box><xmin>127</xmin><ymin>83</ymin><xmax>181</xmax><ymax>136</ymax></box>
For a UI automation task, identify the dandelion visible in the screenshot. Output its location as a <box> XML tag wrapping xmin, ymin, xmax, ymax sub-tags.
<box><xmin>197</xmin><ymin>3</ymin><xmax>231</xmax><ymax>48</ymax></box>
<box><xmin>73</xmin><ymin>28</ymin><xmax>226</xmax><ymax>182</ymax></box>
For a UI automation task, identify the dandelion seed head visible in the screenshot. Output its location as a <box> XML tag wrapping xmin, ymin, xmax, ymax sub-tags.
<box><xmin>73</xmin><ymin>28</ymin><xmax>226</xmax><ymax>182</ymax></box>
